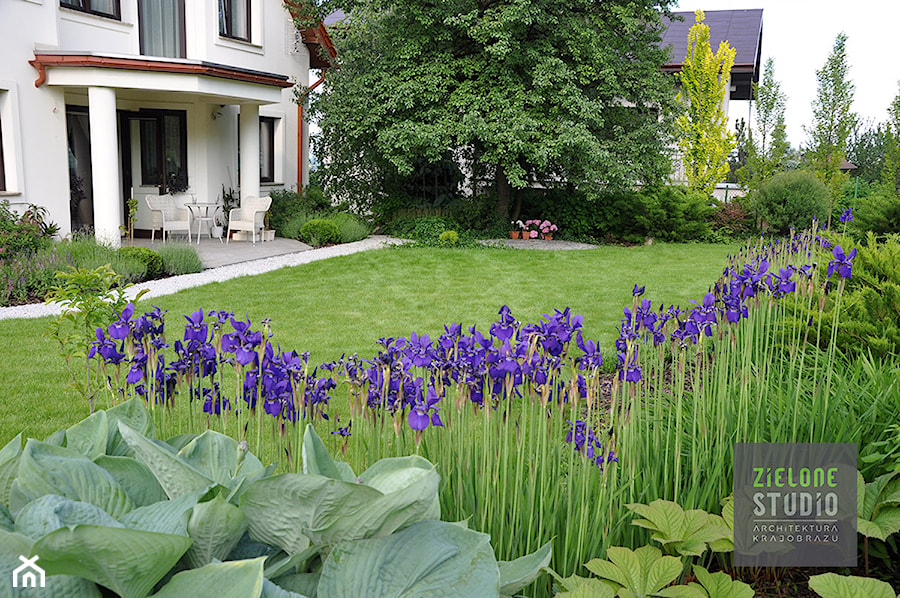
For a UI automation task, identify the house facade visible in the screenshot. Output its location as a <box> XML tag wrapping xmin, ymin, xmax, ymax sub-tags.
<box><xmin>0</xmin><ymin>0</ymin><xmax>331</xmax><ymax>245</ymax></box>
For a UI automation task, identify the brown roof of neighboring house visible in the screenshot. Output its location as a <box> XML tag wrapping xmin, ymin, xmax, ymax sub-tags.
<box><xmin>661</xmin><ymin>9</ymin><xmax>763</xmax><ymax>101</ymax></box>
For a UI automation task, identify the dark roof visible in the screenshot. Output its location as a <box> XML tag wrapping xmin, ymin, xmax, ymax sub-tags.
<box><xmin>661</xmin><ymin>9</ymin><xmax>763</xmax><ymax>101</ymax></box>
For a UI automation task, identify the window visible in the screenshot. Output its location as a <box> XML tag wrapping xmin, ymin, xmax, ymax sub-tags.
<box><xmin>218</xmin><ymin>0</ymin><xmax>251</xmax><ymax>41</ymax></box>
<box><xmin>0</xmin><ymin>113</ymin><xmax>6</xmax><ymax>192</ymax></box>
<box><xmin>138</xmin><ymin>0</ymin><xmax>185</xmax><ymax>58</ymax></box>
<box><xmin>60</xmin><ymin>0</ymin><xmax>120</xmax><ymax>20</ymax></box>
<box><xmin>259</xmin><ymin>116</ymin><xmax>276</xmax><ymax>183</ymax></box>
<box><xmin>138</xmin><ymin>110</ymin><xmax>188</xmax><ymax>193</ymax></box>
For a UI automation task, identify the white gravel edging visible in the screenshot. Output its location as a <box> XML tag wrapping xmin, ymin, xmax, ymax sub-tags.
<box><xmin>0</xmin><ymin>236</ymin><xmax>404</xmax><ymax>321</ymax></box>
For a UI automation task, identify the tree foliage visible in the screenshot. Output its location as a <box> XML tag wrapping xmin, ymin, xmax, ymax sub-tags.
<box><xmin>736</xmin><ymin>57</ymin><xmax>789</xmax><ymax>191</ymax></box>
<box><xmin>675</xmin><ymin>9</ymin><xmax>736</xmax><ymax>196</ymax></box>
<box><xmin>804</xmin><ymin>32</ymin><xmax>857</xmax><ymax>226</ymax></box>
<box><xmin>303</xmin><ymin>0</ymin><xmax>677</xmax><ymax>218</ymax></box>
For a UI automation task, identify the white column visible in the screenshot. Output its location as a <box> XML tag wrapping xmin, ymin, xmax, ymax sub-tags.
<box><xmin>239</xmin><ymin>103</ymin><xmax>260</xmax><ymax>201</ymax></box>
<box><xmin>88</xmin><ymin>86</ymin><xmax>122</xmax><ymax>248</ymax></box>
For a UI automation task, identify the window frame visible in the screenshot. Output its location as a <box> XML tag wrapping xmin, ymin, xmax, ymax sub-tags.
<box><xmin>135</xmin><ymin>109</ymin><xmax>189</xmax><ymax>194</ymax></box>
<box><xmin>259</xmin><ymin>116</ymin><xmax>276</xmax><ymax>183</ymax></box>
<box><xmin>137</xmin><ymin>0</ymin><xmax>186</xmax><ymax>59</ymax></box>
<box><xmin>59</xmin><ymin>0</ymin><xmax>121</xmax><ymax>21</ymax></box>
<box><xmin>218</xmin><ymin>0</ymin><xmax>252</xmax><ymax>42</ymax></box>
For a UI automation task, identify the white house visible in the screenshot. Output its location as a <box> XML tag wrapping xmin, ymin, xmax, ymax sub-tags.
<box><xmin>0</xmin><ymin>0</ymin><xmax>334</xmax><ymax>245</ymax></box>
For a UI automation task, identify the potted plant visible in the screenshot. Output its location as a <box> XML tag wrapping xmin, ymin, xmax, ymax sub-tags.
<box><xmin>540</xmin><ymin>220</ymin><xmax>558</xmax><ymax>240</ymax></box>
<box><xmin>510</xmin><ymin>220</ymin><xmax>524</xmax><ymax>239</ymax></box>
<box><xmin>523</xmin><ymin>220</ymin><xmax>541</xmax><ymax>239</ymax></box>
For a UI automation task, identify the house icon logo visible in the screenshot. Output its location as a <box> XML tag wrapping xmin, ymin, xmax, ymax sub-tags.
<box><xmin>12</xmin><ymin>555</ymin><xmax>45</xmax><ymax>588</ymax></box>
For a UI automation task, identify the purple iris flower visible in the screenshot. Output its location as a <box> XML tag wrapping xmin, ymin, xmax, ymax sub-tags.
<box><xmin>827</xmin><ymin>245</ymin><xmax>857</xmax><ymax>279</ymax></box>
<box><xmin>408</xmin><ymin>383</ymin><xmax>443</xmax><ymax>431</ymax></box>
<box><xmin>617</xmin><ymin>352</ymin><xmax>642</xmax><ymax>382</ymax></box>
<box><xmin>574</xmin><ymin>332</ymin><xmax>603</xmax><ymax>370</ymax></box>
<box><xmin>184</xmin><ymin>309</ymin><xmax>208</xmax><ymax>343</ymax></box>
<box><xmin>109</xmin><ymin>303</ymin><xmax>135</xmax><ymax>340</ymax></box>
<box><xmin>839</xmin><ymin>208</ymin><xmax>853</xmax><ymax>223</ymax></box>
<box><xmin>632</xmin><ymin>284</ymin><xmax>645</xmax><ymax>297</ymax></box>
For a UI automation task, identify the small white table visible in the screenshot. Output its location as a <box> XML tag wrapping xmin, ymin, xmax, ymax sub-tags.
<box><xmin>185</xmin><ymin>202</ymin><xmax>222</xmax><ymax>244</ymax></box>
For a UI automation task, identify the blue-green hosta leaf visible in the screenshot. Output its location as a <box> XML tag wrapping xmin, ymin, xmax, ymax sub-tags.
<box><xmin>176</xmin><ymin>430</ymin><xmax>242</xmax><ymax>487</ymax></box>
<box><xmin>165</xmin><ymin>433</ymin><xmax>199</xmax><ymax>452</ymax></box>
<box><xmin>15</xmin><ymin>439</ymin><xmax>134</xmax><ymax>518</ymax></box>
<box><xmin>657</xmin><ymin>565</ymin><xmax>753</xmax><ymax>598</ymax></box>
<box><xmin>0</xmin><ymin>433</ymin><xmax>23</xmax><ymax>508</ymax></box>
<box><xmin>65</xmin><ymin>410</ymin><xmax>109</xmax><ymax>459</ymax></box>
<box><xmin>227</xmin><ymin>532</ymin><xmax>281</xmax><ymax>561</ymax></box>
<box><xmin>94</xmin><ymin>455</ymin><xmax>167</xmax><ymax>507</ymax></box>
<box><xmin>119</xmin><ymin>491</ymin><xmax>201</xmax><ymax>536</ymax></box>
<box><xmin>807</xmin><ymin>572</ymin><xmax>898</xmax><ymax>598</ymax></box>
<box><xmin>151</xmin><ymin>557</ymin><xmax>266</xmax><ymax>598</ymax></box>
<box><xmin>43</xmin><ymin>429</ymin><xmax>66</xmax><ymax>447</ymax></box>
<box><xmin>0</xmin><ymin>529</ymin><xmax>101</xmax><ymax>597</ymax></box>
<box><xmin>185</xmin><ymin>494</ymin><xmax>248</xmax><ymax>568</ymax></box>
<box><xmin>105</xmin><ymin>398</ymin><xmax>156</xmax><ymax>457</ymax></box>
<box><xmin>14</xmin><ymin>495</ymin><xmax>123</xmax><ymax>539</ymax></box>
<box><xmin>0</xmin><ymin>504</ymin><xmax>12</xmax><ymax>531</ymax></box>
<box><xmin>241</xmin><ymin>474</ymin><xmax>379</xmax><ymax>554</ymax></box>
<box><xmin>301</xmin><ymin>424</ymin><xmax>355</xmax><ymax>481</ymax></box>
<box><xmin>261</xmin><ymin>576</ymin><xmax>313</xmax><ymax>598</ymax></box>
<box><xmin>584</xmin><ymin>545</ymin><xmax>682</xmax><ymax>596</ymax></box>
<box><xmin>317</xmin><ymin>519</ymin><xmax>500</xmax><ymax>597</ymax></box>
<box><xmin>498</xmin><ymin>540</ymin><xmax>552</xmax><ymax>596</ymax></box>
<box><xmin>263</xmin><ymin>545</ymin><xmax>323</xmax><ymax>579</ymax></box>
<box><xmin>118</xmin><ymin>421</ymin><xmax>216</xmax><ymax>499</ymax></box>
<box><xmin>357</xmin><ymin>455</ymin><xmax>440</xmax><ymax>520</ymax></box>
<box><xmin>33</xmin><ymin>525</ymin><xmax>191</xmax><ymax>598</ymax></box>
<box><xmin>267</xmin><ymin>573</ymin><xmax>319</xmax><ymax>597</ymax></box>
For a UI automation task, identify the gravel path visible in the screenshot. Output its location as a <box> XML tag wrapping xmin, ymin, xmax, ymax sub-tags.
<box><xmin>0</xmin><ymin>236</ymin><xmax>405</xmax><ymax>321</ymax></box>
<box><xmin>0</xmin><ymin>235</ymin><xmax>597</xmax><ymax>321</ymax></box>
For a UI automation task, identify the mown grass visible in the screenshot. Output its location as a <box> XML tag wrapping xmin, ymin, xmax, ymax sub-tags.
<box><xmin>0</xmin><ymin>242</ymin><xmax>738</xmax><ymax>442</ymax></box>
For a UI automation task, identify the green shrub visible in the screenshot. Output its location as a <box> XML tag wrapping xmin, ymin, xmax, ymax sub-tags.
<box><xmin>709</xmin><ymin>197</ymin><xmax>755</xmax><ymax>237</ymax></box>
<box><xmin>851</xmin><ymin>185</ymin><xmax>900</xmax><ymax>234</ymax></box>
<box><xmin>268</xmin><ymin>186</ymin><xmax>332</xmax><ymax>235</ymax></box>
<box><xmin>330</xmin><ymin>212</ymin><xmax>371</xmax><ymax>243</ymax></box>
<box><xmin>156</xmin><ymin>242</ymin><xmax>203</xmax><ymax>275</ymax></box>
<box><xmin>300</xmin><ymin>218</ymin><xmax>340</xmax><ymax>246</ymax></box>
<box><xmin>754</xmin><ymin>170</ymin><xmax>830</xmax><ymax>234</ymax></box>
<box><xmin>118</xmin><ymin>246</ymin><xmax>163</xmax><ymax>279</ymax></box>
<box><xmin>410</xmin><ymin>216</ymin><xmax>458</xmax><ymax>243</ymax></box>
<box><xmin>0</xmin><ymin>246</ymin><xmax>66</xmax><ymax>306</ymax></box>
<box><xmin>590</xmin><ymin>186</ymin><xmax>714</xmax><ymax>243</ymax></box>
<box><xmin>438</xmin><ymin>230</ymin><xmax>459</xmax><ymax>247</ymax></box>
<box><xmin>0</xmin><ymin>200</ymin><xmax>53</xmax><ymax>259</ymax></box>
<box><xmin>279</xmin><ymin>212</ymin><xmax>314</xmax><ymax>241</ymax></box>
<box><xmin>61</xmin><ymin>236</ymin><xmax>146</xmax><ymax>283</ymax></box>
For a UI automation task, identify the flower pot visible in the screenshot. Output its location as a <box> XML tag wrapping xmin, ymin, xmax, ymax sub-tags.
<box><xmin>542</xmin><ymin>234</ymin><xmax>553</xmax><ymax>241</ymax></box>
<box><xmin>509</xmin><ymin>231</ymin><xmax>520</xmax><ymax>239</ymax></box>
<box><xmin>261</xmin><ymin>229</ymin><xmax>276</xmax><ymax>242</ymax></box>
<box><xmin>211</xmin><ymin>225</ymin><xmax>223</xmax><ymax>238</ymax></box>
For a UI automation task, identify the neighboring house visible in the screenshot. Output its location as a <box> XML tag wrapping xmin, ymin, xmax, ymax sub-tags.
<box><xmin>661</xmin><ymin>9</ymin><xmax>763</xmax><ymax>197</ymax></box>
<box><xmin>0</xmin><ymin>0</ymin><xmax>333</xmax><ymax>245</ymax></box>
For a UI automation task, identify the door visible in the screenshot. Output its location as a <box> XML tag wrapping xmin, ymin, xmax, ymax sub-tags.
<box><xmin>125</xmin><ymin>110</ymin><xmax>188</xmax><ymax>232</ymax></box>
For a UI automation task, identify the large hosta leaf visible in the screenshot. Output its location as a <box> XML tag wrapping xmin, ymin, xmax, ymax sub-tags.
<box><xmin>33</xmin><ymin>525</ymin><xmax>191</xmax><ymax>598</ymax></box>
<box><xmin>0</xmin><ymin>433</ymin><xmax>23</xmax><ymax>508</ymax></box>
<box><xmin>118</xmin><ymin>421</ymin><xmax>216</xmax><ymax>499</ymax></box>
<box><xmin>177</xmin><ymin>430</ymin><xmax>244</xmax><ymax>487</ymax></box>
<box><xmin>301</xmin><ymin>424</ymin><xmax>355</xmax><ymax>482</ymax></box>
<box><xmin>356</xmin><ymin>455</ymin><xmax>440</xmax><ymax>521</ymax></box>
<box><xmin>0</xmin><ymin>504</ymin><xmax>12</xmax><ymax>531</ymax></box>
<box><xmin>15</xmin><ymin>439</ymin><xmax>133</xmax><ymax>518</ymax></box>
<box><xmin>0</xmin><ymin>529</ymin><xmax>101</xmax><ymax>597</ymax></box>
<box><xmin>14</xmin><ymin>495</ymin><xmax>123</xmax><ymax>540</ymax></box>
<box><xmin>317</xmin><ymin>519</ymin><xmax>500</xmax><ymax>597</ymax></box>
<box><xmin>94</xmin><ymin>455</ymin><xmax>167</xmax><ymax>507</ymax></box>
<box><xmin>119</xmin><ymin>491</ymin><xmax>201</xmax><ymax>536</ymax></box>
<box><xmin>498</xmin><ymin>540</ymin><xmax>552</xmax><ymax>597</ymax></box>
<box><xmin>807</xmin><ymin>572</ymin><xmax>898</xmax><ymax>598</ymax></box>
<box><xmin>151</xmin><ymin>557</ymin><xmax>266</xmax><ymax>598</ymax></box>
<box><xmin>185</xmin><ymin>494</ymin><xmax>248</xmax><ymax>568</ymax></box>
<box><xmin>65</xmin><ymin>410</ymin><xmax>109</xmax><ymax>459</ymax></box>
<box><xmin>105</xmin><ymin>398</ymin><xmax>156</xmax><ymax>457</ymax></box>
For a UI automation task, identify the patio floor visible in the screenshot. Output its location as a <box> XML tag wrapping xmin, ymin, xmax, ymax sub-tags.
<box><xmin>128</xmin><ymin>235</ymin><xmax>313</xmax><ymax>269</ymax></box>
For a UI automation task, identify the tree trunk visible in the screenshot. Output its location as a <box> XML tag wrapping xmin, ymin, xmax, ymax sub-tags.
<box><xmin>496</xmin><ymin>165</ymin><xmax>511</xmax><ymax>221</ymax></box>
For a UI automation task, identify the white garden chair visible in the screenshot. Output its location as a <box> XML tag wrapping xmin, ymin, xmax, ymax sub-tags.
<box><xmin>226</xmin><ymin>196</ymin><xmax>271</xmax><ymax>243</ymax></box>
<box><xmin>144</xmin><ymin>195</ymin><xmax>192</xmax><ymax>242</ymax></box>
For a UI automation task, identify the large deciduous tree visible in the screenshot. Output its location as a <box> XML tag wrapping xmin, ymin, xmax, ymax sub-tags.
<box><xmin>675</xmin><ymin>9</ymin><xmax>736</xmax><ymax>196</ymax></box>
<box><xmin>804</xmin><ymin>32</ymin><xmax>857</xmax><ymax>227</ymax></box>
<box><xmin>738</xmin><ymin>57</ymin><xmax>789</xmax><ymax>191</ymax></box>
<box><xmin>302</xmin><ymin>0</ymin><xmax>677</xmax><ymax>219</ymax></box>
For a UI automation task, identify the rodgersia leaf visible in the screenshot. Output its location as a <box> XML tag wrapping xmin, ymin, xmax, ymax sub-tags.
<box><xmin>807</xmin><ymin>572</ymin><xmax>898</xmax><ymax>598</ymax></box>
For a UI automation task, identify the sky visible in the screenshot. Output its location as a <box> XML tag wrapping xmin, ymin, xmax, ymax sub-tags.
<box><xmin>673</xmin><ymin>0</ymin><xmax>900</xmax><ymax>147</ymax></box>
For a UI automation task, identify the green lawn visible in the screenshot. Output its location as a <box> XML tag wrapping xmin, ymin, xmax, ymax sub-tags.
<box><xmin>1</xmin><ymin>242</ymin><xmax>738</xmax><ymax>442</ymax></box>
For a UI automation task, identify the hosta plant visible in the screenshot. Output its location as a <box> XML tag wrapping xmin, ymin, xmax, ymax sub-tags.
<box><xmin>0</xmin><ymin>400</ymin><xmax>550</xmax><ymax>597</ymax></box>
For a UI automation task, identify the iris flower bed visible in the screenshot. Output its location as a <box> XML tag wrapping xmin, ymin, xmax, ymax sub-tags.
<box><xmin>78</xmin><ymin>224</ymin><xmax>900</xmax><ymax>594</ymax></box>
